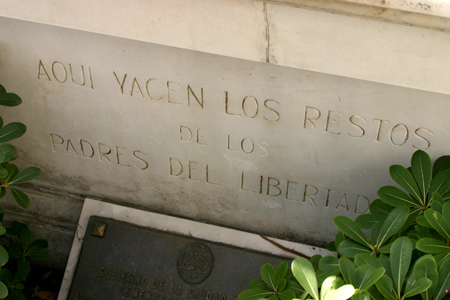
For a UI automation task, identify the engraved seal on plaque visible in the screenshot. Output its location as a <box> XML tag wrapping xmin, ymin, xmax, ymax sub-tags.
<box><xmin>177</xmin><ymin>242</ymin><xmax>214</xmax><ymax>284</ymax></box>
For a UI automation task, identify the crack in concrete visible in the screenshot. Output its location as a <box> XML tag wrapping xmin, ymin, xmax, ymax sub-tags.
<box><xmin>264</xmin><ymin>2</ymin><xmax>270</xmax><ymax>63</ymax></box>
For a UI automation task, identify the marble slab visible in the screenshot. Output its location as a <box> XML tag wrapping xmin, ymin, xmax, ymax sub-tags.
<box><xmin>58</xmin><ymin>198</ymin><xmax>329</xmax><ymax>300</ymax></box>
<box><xmin>1</xmin><ymin>17</ymin><xmax>450</xmax><ymax>247</ymax></box>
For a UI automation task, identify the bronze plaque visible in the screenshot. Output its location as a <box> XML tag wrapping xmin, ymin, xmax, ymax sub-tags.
<box><xmin>68</xmin><ymin>216</ymin><xmax>288</xmax><ymax>300</ymax></box>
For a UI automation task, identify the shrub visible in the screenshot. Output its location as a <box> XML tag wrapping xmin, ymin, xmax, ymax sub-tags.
<box><xmin>0</xmin><ymin>84</ymin><xmax>45</xmax><ymax>300</ymax></box>
<box><xmin>238</xmin><ymin>150</ymin><xmax>450</xmax><ymax>300</ymax></box>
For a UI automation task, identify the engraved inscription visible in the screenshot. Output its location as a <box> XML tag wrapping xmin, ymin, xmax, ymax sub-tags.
<box><xmin>169</xmin><ymin>158</ymin><xmax>219</xmax><ymax>185</ymax></box>
<box><xmin>177</xmin><ymin>242</ymin><xmax>214</xmax><ymax>284</ymax></box>
<box><xmin>303</xmin><ymin>106</ymin><xmax>433</xmax><ymax>149</ymax></box>
<box><xmin>226</xmin><ymin>135</ymin><xmax>268</xmax><ymax>157</ymax></box>
<box><xmin>113</xmin><ymin>72</ymin><xmax>204</xmax><ymax>109</ymax></box>
<box><xmin>180</xmin><ymin>126</ymin><xmax>208</xmax><ymax>146</ymax></box>
<box><xmin>50</xmin><ymin>133</ymin><xmax>149</xmax><ymax>170</ymax></box>
<box><xmin>38</xmin><ymin>60</ymin><xmax>94</xmax><ymax>89</ymax></box>
<box><xmin>240</xmin><ymin>172</ymin><xmax>370</xmax><ymax>214</ymax></box>
<box><xmin>224</xmin><ymin>92</ymin><xmax>280</xmax><ymax>122</ymax></box>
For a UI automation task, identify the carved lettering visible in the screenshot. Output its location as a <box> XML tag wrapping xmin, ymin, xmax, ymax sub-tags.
<box><xmin>389</xmin><ymin>123</ymin><xmax>409</xmax><ymax>146</ymax></box>
<box><xmin>179</xmin><ymin>126</ymin><xmax>208</xmax><ymax>145</ymax></box>
<box><xmin>348</xmin><ymin>115</ymin><xmax>366</xmax><ymax>138</ymax></box>
<box><xmin>227</xmin><ymin>135</ymin><xmax>268</xmax><ymax>157</ymax></box>
<box><xmin>114</xmin><ymin>71</ymin><xmax>127</xmax><ymax>94</ymax></box>
<box><xmin>239</xmin><ymin>172</ymin><xmax>370</xmax><ymax>214</ymax></box>
<box><xmin>187</xmin><ymin>85</ymin><xmax>204</xmax><ymax>109</ymax></box>
<box><xmin>38</xmin><ymin>60</ymin><xmax>93</xmax><ymax>88</ymax></box>
<box><xmin>38</xmin><ymin>60</ymin><xmax>51</xmax><ymax>81</ymax></box>
<box><xmin>146</xmin><ymin>78</ymin><xmax>165</xmax><ymax>100</ymax></box>
<box><xmin>303</xmin><ymin>184</ymin><xmax>318</xmax><ymax>206</ymax></box>
<box><xmin>169</xmin><ymin>158</ymin><xmax>219</xmax><ymax>185</ymax></box>
<box><xmin>131</xmin><ymin>77</ymin><xmax>145</xmax><ymax>98</ymax></box>
<box><xmin>52</xmin><ymin>61</ymin><xmax>68</xmax><ymax>84</ymax></box>
<box><xmin>304</xmin><ymin>106</ymin><xmax>432</xmax><ymax>149</ymax></box>
<box><xmin>224</xmin><ymin>92</ymin><xmax>280</xmax><ymax>122</ymax></box>
<box><xmin>49</xmin><ymin>134</ymin><xmax>149</xmax><ymax>171</ymax></box>
<box><xmin>263</xmin><ymin>99</ymin><xmax>280</xmax><ymax>122</ymax></box>
<box><xmin>413</xmin><ymin>128</ymin><xmax>433</xmax><ymax>150</ymax></box>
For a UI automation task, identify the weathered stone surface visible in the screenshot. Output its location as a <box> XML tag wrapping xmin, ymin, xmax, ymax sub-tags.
<box><xmin>1</xmin><ymin>17</ymin><xmax>450</xmax><ymax>246</ymax></box>
<box><xmin>68</xmin><ymin>216</ymin><xmax>288</xmax><ymax>300</ymax></box>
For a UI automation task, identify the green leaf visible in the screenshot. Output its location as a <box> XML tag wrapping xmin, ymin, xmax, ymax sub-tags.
<box><xmin>13</xmin><ymin>259</ymin><xmax>30</xmax><ymax>283</ymax></box>
<box><xmin>319</xmin><ymin>256</ymin><xmax>340</xmax><ymax>271</ymax></box>
<box><xmin>416</xmin><ymin>215</ymin><xmax>432</xmax><ymax>228</ymax></box>
<box><xmin>416</xmin><ymin>238</ymin><xmax>450</xmax><ymax>254</ymax></box>
<box><xmin>403</xmin><ymin>278</ymin><xmax>432</xmax><ymax>298</ymax></box>
<box><xmin>433</xmin><ymin>155</ymin><xmax>450</xmax><ymax>177</ymax></box>
<box><xmin>354</xmin><ymin>253</ymin><xmax>382</xmax><ymax>269</ymax></box>
<box><xmin>24</xmin><ymin>245</ymin><xmax>47</xmax><ymax>260</ymax></box>
<box><xmin>327</xmin><ymin>241</ymin><xmax>337</xmax><ymax>252</ymax></box>
<box><xmin>377</xmin><ymin>186</ymin><xmax>418</xmax><ymax>208</ymax></box>
<box><xmin>442</xmin><ymin>201</ymin><xmax>450</xmax><ymax>228</ymax></box>
<box><xmin>424</xmin><ymin>209</ymin><xmax>450</xmax><ymax>241</ymax></box>
<box><xmin>355</xmin><ymin>214</ymin><xmax>385</xmax><ymax>230</ymax></box>
<box><xmin>238</xmin><ymin>289</ymin><xmax>274</xmax><ymax>300</ymax></box>
<box><xmin>414</xmin><ymin>255</ymin><xmax>438</xmax><ymax>300</ymax></box>
<box><xmin>277</xmin><ymin>290</ymin><xmax>296</xmax><ymax>300</ymax></box>
<box><xmin>376</xmin><ymin>207</ymin><xmax>409</xmax><ymax>248</ymax></box>
<box><xmin>434</xmin><ymin>252</ymin><xmax>450</xmax><ymax>267</ymax></box>
<box><xmin>0</xmin><ymin>144</ymin><xmax>17</xmax><ymax>163</ymax></box>
<box><xmin>261</xmin><ymin>264</ymin><xmax>277</xmax><ymax>290</ymax></box>
<box><xmin>335</xmin><ymin>232</ymin><xmax>345</xmax><ymax>251</ymax></box>
<box><xmin>432</xmin><ymin>192</ymin><xmax>445</xmax><ymax>205</ymax></box>
<box><xmin>370</xmin><ymin>199</ymin><xmax>394</xmax><ymax>216</ymax></box>
<box><xmin>0</xmin><ymin>281</ymin><xmax>7</xmax><ymax>299</ymax></box>
<box><xmin>411</xmin><ymin>150</ymin><xmax>432</xmax><ymax>204</ymax></box>
<box><xmin>4</xmin><ymin>164</ymin><xmax>18</xmax><ymax>183</ymax></box>
<box><xmin>292</xmin><ymin>257</ymin><xmax>319</xmax><ymax>300</ymax></box>
<box><xmin>390</xmin><ymin>237</ymin><xmax>412</xmax><ymax>295</ymax></box>
<box><xmin>441</xmin><ymin>190</ymin><xmax>450</xmax><ymax>202</ymax></box>
<box><xmin>320</xmin><ymin>276</ymin><xmax>343</xmax><ymax>300</ymax></box>
<box><xmin>338</xmin><ymin>240</ymin><xmax>372</xmax><ymax>258</ymax></box>
<box><xmin>274</xmin><ymin>262</ymin><xmax>289</xmax><ymax>291</ymax></box>
<box><xmin>434</xmin><ymin>257</ymin><xmax>450</xmax><ymax>300</ymax></box>
<box><xmin>285</xmin><ymin>279</ymin><xmax>304</xmax><ymax>294</ymax></box>
<box><xmin>0</xmin><ymin>122</ymin><xmax>26</xmax><ymax>143</ymax></box>
<box><xmin>333</xmin><ymin>217</ymin><xmax>372</xmax><ymax>249</ymax></box>
<box><xmin>429</xmin><ymin>170</ymin><xmax>450</xmax><ymax>200</ymax></box>
<box><xmin>378</xmin><ymin>255</ymin><xmax>392</xmax><ymax>279</ymax></box>
<box><xmin>339</xmin><ymin>257</ymin><xmax>355</xmax><ymax>284</ymax></box>
<box><xmin>0</xmin><ymin>168</ymin><xmax>6</xmax><ymax>178</ymax></box>
<box><xmin>249</xmin><ymin>279</ymin><xmax>267</xmax><ymax>289</ymax></box>
<box><xmin>352</xmin><ymin>265</ymin><xmax>384</xmax><ymax>291</ymax></box>
<box><xmin>0</xmin><ymin>246</ymin><xmax>8</xmax><ymax>266</ymax></box>
<box><xmin>317</xmin><ymin>269</ymin><xmax>341</xmax><ymax>287</ymax></box>
<box><xmin>0</xmin><ymin>84</ymin><xmax>5</xmax><ymax>93</ymax></box>
<box><xmin>20</xmin><ymin>227</ymin><xmax>31</xmax><ymax>250</ymax></box>
<box><xmin>325</xmin><ymin>284</ymin><xmax>355</xmax><ymax>300</ymax></box>
<box><xmin>321</xmin><ymin>276</ymin><xmax>353</xmax><ymax>300</ymax></box>
<box><xmin>350</xmin><ymin>290</ymin><xmax>370</xmax><ymax>300</ymax></box>
<box><xmin>310</xmin><ymin>255</ymin><xmax>322</xmax><ymax>272</ymax></box>
<box><xmin>10</xmin><ymin>289</ymin><xmax>26</xmax><ymax>300</ymax></box>
<box><xmin>390</xmin><ymin>164</ymin><xmax>422</xmax><ymax>203</ymax></box>
<box><xmin>0</xmin><ymin>93</ymin><xmax>22</xmax><ymax>107</ymax></box>
<box><xmin>10</xmin><ymin>188</ymin><xmax>30</xmax><ymax>209</ymax></box>
<box><xmin>9</xmin><ymin>167</ymin><xmax>41</xmax><ymax>185</ymax></box>
<box><xmin>431</xmin><ymin>198</ymin><xmax>443</xmax><ymax>213</ymax></box>
<box><xmin>0</xmin><ymin>269</ymin><xmax>12</xmax><ymax>283</ymax></box>
<box><xmin>0</xmin><ymin>226</ymin><xmax>5</xmax><ymax>236</ymax></box>
<box><xmin>375</xmin><ymin>275</ymin><xmax>395</xmax><ymax>300</ymax></box>
<box><xmin>370</xmin><ymin>222</ymin><xmax>382</xmax><ymax>247</ymax></box>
